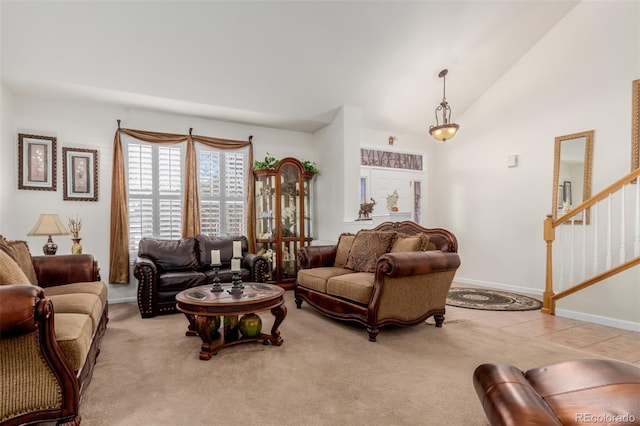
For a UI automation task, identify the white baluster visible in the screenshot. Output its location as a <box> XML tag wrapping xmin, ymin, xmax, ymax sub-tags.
<box><xmin>558</xmin><ymin>225</ymin><xmax>564</xmax><ymax>291</ymax></box>
<box><xmin>606</xmin><ymin>193</ymin><xmax>612</xmax><ymax>269</ymax></box>
<box><xmin>569</xmin><ymin>218</ymin><xmax>575</xmax><ymax>286</ymax></box>
<box><xmin>635</xmin><ymin>180</ymin><xmax>640</xmax><ymax>257</ymax></box>
<box><xmin>620</xmin><ymin>186</ymin><xmax>626</xmax><ymax>264</ymax></box>
<box><xmin>581</xmin><ymin>218</ymin><xmax>586</xmax><ymax>282</ymax></box>
<box><xmin>593</xmin><ymin>202</ymin><xmax>599</xmax><ymax>275</ymax></box>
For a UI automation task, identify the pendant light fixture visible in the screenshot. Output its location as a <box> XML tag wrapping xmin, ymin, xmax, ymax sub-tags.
<box><xmin>429</xmin><ymin>69</ymin><xmax>459</xmax><ymax>142</ymax></box>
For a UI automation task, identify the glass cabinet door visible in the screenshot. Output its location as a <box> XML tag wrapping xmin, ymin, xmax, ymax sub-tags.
<box><xmin>255</xmin><ymin>174</ymin><xmax>275</xmax><ymax>240</ymax></box>
<box><xmin>280</xmin><ymin>164</ymin><xmax>300</xmax><ymax>239</ymax></box>
<box><xmin>280</xmin><ymin>240</ymin><xmax>299</xmax><ymax>280</ymax></box>
<box><xmin>303</xmin><ymin>178</ymin><xmax>312</xmax><ymax>239</ymax></box>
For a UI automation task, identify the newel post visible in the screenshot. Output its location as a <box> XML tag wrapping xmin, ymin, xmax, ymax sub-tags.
<box><xmin>542</xmin><ymin>214</ymin><xmax>556</xmax><ymax>314</ymax></box>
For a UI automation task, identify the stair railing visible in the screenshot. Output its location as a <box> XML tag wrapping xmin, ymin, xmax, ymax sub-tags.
<box><xmin>543</xmin><ymin>167</ymin><xmax>640</xmax><ymax>314</ymax></box>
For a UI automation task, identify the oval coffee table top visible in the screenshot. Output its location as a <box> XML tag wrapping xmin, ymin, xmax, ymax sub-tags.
<box><xmin>176</xmin><ymin>282</ymin><xmax>284</xmax><ymax>316</ymax></box>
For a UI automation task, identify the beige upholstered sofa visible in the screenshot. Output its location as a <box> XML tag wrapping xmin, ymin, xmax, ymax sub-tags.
<box><xmin>0</xmin><ymin>237</ymin><xmax>108</xmax><ymax>426</ymax></box>
<box><xmin>295</xmin><ymin>221</ymin><xmax>460</xmax><ymax>341</ymax></box>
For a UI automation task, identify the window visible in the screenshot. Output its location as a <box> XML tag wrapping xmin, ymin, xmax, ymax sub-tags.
<box><xmin>198</xmin><ymin>145</ymin><xmax>247</xmax><ymax>238</ymax></box>
<box><xmin>126</xmin><ymin>140</ymin><xmax>183</xmax><ymax>253</ymax></box>
<box><xmin>125</xmin><ymin>137</ymin><xmax>248</xmax><ymax>255</ymax></box>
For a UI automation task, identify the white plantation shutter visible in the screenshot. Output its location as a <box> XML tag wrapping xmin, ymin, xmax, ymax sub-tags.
<box><xmin>125</xmin><ymin>137</ymin><xmax>247</xmax><ymax>255</ymax></box>
<box><xmin>157</xmin><ymin>146</ymin><xmax>182</xmax><ymax>239</ymax></box>
<box><xmin>128</xmin><ymin>143</ymin><xmax>154</xmax><ymax>252</ymax></box>
<box><xmin>198</xmin><ymin>146</ymin><xmax>247</xmax><ymax>237</ymax></box>
<box><xmin>125</xmin><ymin>140</ymin><xmax>184</xmax><ymax>254</ymax></box>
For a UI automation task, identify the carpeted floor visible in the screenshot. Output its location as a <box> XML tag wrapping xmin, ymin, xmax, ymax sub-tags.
<box><xmin>80</xmin><ymin>292</ymin><xmax>603</xmax><ymax>425</ymax></box>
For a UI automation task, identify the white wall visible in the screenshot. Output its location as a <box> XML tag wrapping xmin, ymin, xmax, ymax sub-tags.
<box><xmin>436</xmin><ymin>1</ymin><xmax>640</xmax><ymax>327</ymax></box>
<box><xmin>3</xmin><ymin>94</ymin><xmax>313</xmax><ymax>302</ymax></box>
<box><xmin>0</xmin><ymin>84</ymin><xmax>15</xmax><ymax>229</ymax></box>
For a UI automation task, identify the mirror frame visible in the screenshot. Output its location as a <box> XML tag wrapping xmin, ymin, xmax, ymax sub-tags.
<box><xmin>632</xmin><ymin>79</ymin><xmax>639</xmax><ymax>173</ymax></box>
<box><xmin>552</xmin><ymin>130</ymin><xmax>594</xmax><ymax>224</ymax></box>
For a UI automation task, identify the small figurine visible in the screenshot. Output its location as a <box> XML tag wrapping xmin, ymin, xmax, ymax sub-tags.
<box><xmin>386</xmin><ymin>190</ymin><xmax>399</xmax><ymax>212</ymax></box>
<box><xmin>358</xmin><ymin>198</ymin><xmax>377</xmax><ymax>220</ymax></box>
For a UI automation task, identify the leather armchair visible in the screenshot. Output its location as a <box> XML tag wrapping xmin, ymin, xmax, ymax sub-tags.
<box><xmin>473</xmin><ymin>359</ymin><xmax>640</xmax><ymax>426</ymax></box>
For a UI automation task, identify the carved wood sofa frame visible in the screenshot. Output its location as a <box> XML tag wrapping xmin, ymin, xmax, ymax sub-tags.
<box><xmin>295</xmin><ymin>221</ymin><xmax>460</xmax><ymax>341</ymax></box>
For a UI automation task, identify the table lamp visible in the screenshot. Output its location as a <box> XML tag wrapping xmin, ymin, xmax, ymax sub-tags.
<box><xmin>27</xmin><ymin>213</ymin><xmax>69</xmax><ymax>255</ymax></box>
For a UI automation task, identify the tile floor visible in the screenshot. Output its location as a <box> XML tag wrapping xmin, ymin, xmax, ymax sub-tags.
<box><xmin>445</xmin><ymin>285</ymin><xmax>640</xmax><ymax>366</ymax></box>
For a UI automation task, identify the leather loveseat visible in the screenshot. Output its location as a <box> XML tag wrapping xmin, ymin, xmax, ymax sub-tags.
<box><xmin>0</xmin><ymin>237</ymin><xmax>108</xmax><ymax>426</ymax></box>
<box><xmin>295</xmin><ymin>221</ymin><xmax>461</xmax><ymax>341</ymax></box>
<box><xmin>473</xmin><ymin>359</ymin><xmax>640</xmax><ymax>425</ymax></box>
<box><xmin>134</xmin><ymin>235</ymin><xmax>269</xmax><ymax>317</ymax></box>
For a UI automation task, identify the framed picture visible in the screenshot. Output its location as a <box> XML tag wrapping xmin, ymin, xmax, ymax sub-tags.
<box><xmin>62</xmin><ymin>147</ymin><xmax>98</xmax><ymax>201</ymax></box>
<box><xmin>18</xmin><ymin>134</ymin><xmax>57</xmax><ymax>191</ymax></box>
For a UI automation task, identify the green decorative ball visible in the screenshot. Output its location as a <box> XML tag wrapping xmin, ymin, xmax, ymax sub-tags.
<box><xmin>209</xmin><ymin>316</ymin><xmax>221</xmax><ymax>338</ymax></box>
<box><xmin>239</xmin><ymin>313</ymin><xmax>262</xmax><ymax>338</ymax></box>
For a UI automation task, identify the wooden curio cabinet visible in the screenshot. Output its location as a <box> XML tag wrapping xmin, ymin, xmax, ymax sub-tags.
<box><xmin>254</xmin><ymin>157</ymin><xmax>314</xmax><ymax>289</ymax></box>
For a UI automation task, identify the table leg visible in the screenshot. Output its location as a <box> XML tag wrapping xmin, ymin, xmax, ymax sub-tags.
<box><xmin>184</xmin><ymin>313</ymin><xmax>197</xmax><ymax>336</ymax></box>
<box><xmin>195</xmin><ymin>315</ymin><xmax>214</xmax><ymax>360</ymax></box>
<box><xmin>268</xmin><ymin>304</ymin><xmax>287</xmax><ymax>346</ymax></box>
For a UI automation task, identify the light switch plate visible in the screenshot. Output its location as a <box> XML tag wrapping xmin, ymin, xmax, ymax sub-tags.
<box><xmin>507</xmin><ymin>154</ymin><xmax>518</xmax><ymax>168</ymax></box>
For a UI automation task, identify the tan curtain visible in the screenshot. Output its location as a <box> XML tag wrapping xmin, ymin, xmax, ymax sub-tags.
<box><xmin>109</xmin><ymin>124</ymin><xmax>254</xmax><ymax>284</ymax></box>
<box><xmin>109</xmin><ymin>128</ymin><xmax>130</xmax><ymax>284</ymax></box>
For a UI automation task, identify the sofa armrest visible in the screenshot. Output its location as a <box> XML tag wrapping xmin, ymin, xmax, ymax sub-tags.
<box><xmin>242</xmin><ymin>253</ymin><xmax>268</xmax><ymax>283</ymax></box>
<box><xmin>0</xmin><ymin>285</ymin><xmax>43</xmax><ymax>337</ymax></box>
<box><xmin>134</xmin><ymin>256</ymin><xmax>159</xmax><ymax>318</ymax></box>
<box><xmin>376</xmin><ymin>251</ymin><xmax>461</xmax><ymax>278</ymax></box>
<box><xmin>32</xmin><ymin>254</ymin><xmax>100</xmax><ymax>287</ymax></box>
<box><xmin>371</xmin><ymin>251</ymin><xmax>461</xmax><ymax>324</ymax></box>
<box><xmin>298</xmin><ymin>245</ymin><xmax>337</xmax><ymax>269</ymax></box>
<box><xmin>0</xmin><ymin>285</ymin><xmax>80</xmax><ymax>425</ymax></box>
<box><xmin>473</xmin><ymin>363</ymin><xmax>562</xmax><ymax>426</ymax></box>
<box><xmin>133</xmin><ymin>256</ymin><xmax>158</xmax><ymax>276</ymax></box>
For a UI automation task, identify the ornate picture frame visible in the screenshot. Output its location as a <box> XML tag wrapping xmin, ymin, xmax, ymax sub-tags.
<box><xmin>18</xmin><ymin>133</ymin><xmax>57</xmax><ymax>191</ymax></box>
<box><xmin>62</xmin><ymin>147</ymin><xmax>98</xmax><ymax>201</ymax></box>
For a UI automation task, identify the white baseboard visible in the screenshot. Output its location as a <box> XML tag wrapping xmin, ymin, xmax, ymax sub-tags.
<box><xmin>453</xmin><ymin>277</ymin><xmax>543</xmax><ymax>297</ymax></box>
<box><xmin>555</xmin><ymin>309</ymin><xmax>640</xmax><ymax>332</ymax></box>
<box><xmin>453</xmin><ymin>277</ymin><xmax>640</xmax><ymax>332</ymax></box>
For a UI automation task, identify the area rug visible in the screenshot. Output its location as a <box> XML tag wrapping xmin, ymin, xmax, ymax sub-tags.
<box><xmin>447</xmin><ymin>287</ymin><xmax>542</xmax><ymax>311</ymax></box>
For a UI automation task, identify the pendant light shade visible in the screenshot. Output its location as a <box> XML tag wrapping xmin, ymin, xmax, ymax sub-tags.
<box><xmin>429</xmin><ymin>69</ymin><xmax>460</xmax><ymax>142</ymax></box>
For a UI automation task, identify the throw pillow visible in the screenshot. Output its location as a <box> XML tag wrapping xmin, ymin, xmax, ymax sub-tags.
<box><xmin>334</xmin><ymin>233</ymin><xmax>355</xmax><ymax>268</ymax></box>
<box><xmin>0</xmin><ymin>249</ymin><xmax>31</xmax><ymax>285</ymax></box>
<box><xmin>390</xmin><ymin>235</ymin><xmax>422</xmax><ymax>253</ymax></box>
<box><xmin>7</xmin><ymin>240</ymin><xmax>38</xmax><ymax>285</ymax></box>
<box><xmin>345</xmin><ymin>230</ymin><xmax>396</xmax><ymax>273</ymax></box>
<box><xmin>415</xmin><ymin>233</ymin><xmax>435</xmax><ymax>251</ymax></box>
<box><xmin>0</xmin><ymin>236</ymin><xmax>17</xmax><ymax>262</ymax></box>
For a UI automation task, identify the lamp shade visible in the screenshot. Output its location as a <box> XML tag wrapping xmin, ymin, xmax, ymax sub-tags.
<box><xmin>429</xmin><ymin>123</ymin><xmax>460</xmax><ymax>142</ymax></box>
<box><xmin>27</xmin><ymin>214</ymin><xmax>69</xmax><ymax>236</ymax></box>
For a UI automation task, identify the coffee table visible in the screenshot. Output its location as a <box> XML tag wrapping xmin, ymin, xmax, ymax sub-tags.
<box><xmin>175</xmin><ymin>282</ymin><xmax>287</xmax><ymax>360</ymax></box>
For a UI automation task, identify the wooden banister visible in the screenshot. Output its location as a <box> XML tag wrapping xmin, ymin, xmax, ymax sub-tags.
<box><xmin>544</xmin><ymin>167</ymin><xmax>640</xmax><ymax>314</ymax></box>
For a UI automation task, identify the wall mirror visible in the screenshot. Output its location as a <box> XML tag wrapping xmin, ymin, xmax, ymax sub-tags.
<box><xmin>632</xmin><ymin>79</ymin><xmax>639</xmax><ymax>172</ymax></box>
<box><xmin>552</xmin><ymin>130</ymin><xmax>594</xmax><ymax>223</ymax></box>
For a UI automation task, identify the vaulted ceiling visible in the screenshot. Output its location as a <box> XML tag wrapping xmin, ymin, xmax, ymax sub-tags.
<box><xmin>1</xmin><ymin>1</ymin><xmax>579</xmax><ymax>135</ymax></box>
